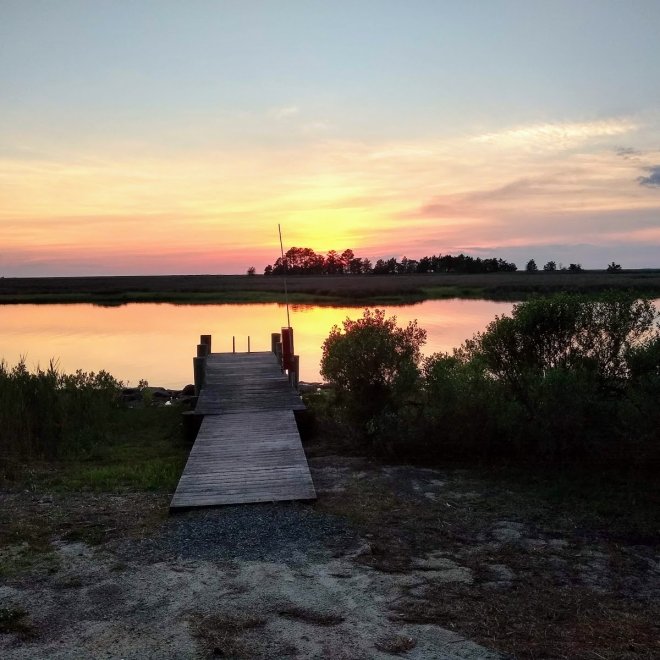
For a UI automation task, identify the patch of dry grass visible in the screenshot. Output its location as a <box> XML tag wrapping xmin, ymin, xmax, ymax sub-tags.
<box><xmin>391</xmin><ymin>580</ymin><xmax>660</xmax><ymax>659</ymax></box>
<box><xmin>278</xmin><ymin>604</ymin><xmax>345</xmax><ymax>626</ymax></box>
<box><xmin>191</xmin><ymin>612</ymin><xmax>268</xmax><ymax>658</ymax></box>
<box><xmin>0</xmin><ymin>606</ymin><xmax>35</xmax><ymax>639</ymax></box>
<box><xmin>374</xmin><ymin>633</ymin><xmax>417</xmax><ymax>654</ymax></box>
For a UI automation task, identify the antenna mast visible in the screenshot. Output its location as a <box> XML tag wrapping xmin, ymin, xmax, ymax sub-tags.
<box><xmin>278</xmin><ymin>224</ymin><xmax>291</xmax><ymax>328</ymax></box>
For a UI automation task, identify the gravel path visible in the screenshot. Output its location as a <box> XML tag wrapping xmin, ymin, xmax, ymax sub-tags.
<box><xmin>116</xmin><ymin>502</ymin><xmax>359</xmax><ymax>564</ymax></box>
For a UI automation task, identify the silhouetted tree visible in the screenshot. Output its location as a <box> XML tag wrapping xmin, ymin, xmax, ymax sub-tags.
<box><xmin>373</xmin><ymin>259</ymin><xmax>388</xmax><ymax>274</ymax></box>
<box><xmin>543</xmin><ymin>261</ymin><xmax>557</xmax><ymax>271</ymax></box>
<box><xmin>247</xmin><ymin>266</ymin><xmax>256</xmax><ymax>276</ymax></box>
<box><xmin>340</xmin><ymin>249</ymin><xmax>354</xmax><ymax>273</ymax></box>
<box><xmin>526</xmin><ymin>259</ymin><xmax>538</xmax><ymax>272</ymax></box>
<box><xmin>568</xmin><ymin>263</ymin><xmax>583</xmax><ymax>272</ymax></box>
<box><xmin>607</xmin><ymin>262</ymin><xmax>622</xmax><ymax>273</ymax></box>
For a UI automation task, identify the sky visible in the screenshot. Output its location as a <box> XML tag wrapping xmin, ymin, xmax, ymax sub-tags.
<box><xmin>1</xmin><ymin>0</ymin><xmax>659</xmax><ymax>276</ymax></box>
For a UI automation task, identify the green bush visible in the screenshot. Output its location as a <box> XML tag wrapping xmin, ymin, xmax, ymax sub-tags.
<box><xmin>457</xmin><ymin>293</ymin><xmax>659</xmax><ymax>463</ymax></box>
<box><xmin>320</xmin><ymin>308</ymin><xmax>426</xmax><ymax>446</ymax></box>
<box><xmin>422</xmin><ymin>352</ymin><xmax>510</xmax><ymax>459</ymax></box>
<box><xmin>316</xmin><ymin>293</ymin><xmax>660</xmax><ymax>467</ymax></box>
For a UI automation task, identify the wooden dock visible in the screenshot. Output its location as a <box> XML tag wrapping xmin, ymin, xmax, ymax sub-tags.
<box><xmin>170</xmin><ymin>350</ymin><xmax>316</xmax><ymax>510</ymax></box>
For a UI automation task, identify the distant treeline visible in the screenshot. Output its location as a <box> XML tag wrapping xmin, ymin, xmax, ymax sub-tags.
<box><xmin>263</xmin><ymin>247</ymin><xmax>518</xmax><ymax>275</ymax></box>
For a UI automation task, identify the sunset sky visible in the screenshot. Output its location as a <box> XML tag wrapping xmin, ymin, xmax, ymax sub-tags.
<box><xmin>1</xmin><ymin>0</ymin><xmax>659</xmax><ymax>276</ymax></box>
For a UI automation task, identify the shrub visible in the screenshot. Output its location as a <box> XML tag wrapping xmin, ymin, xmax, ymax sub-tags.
<box><xmin>457</xmin><ymin>293</ymin><xmax>658</xmax><ymax>462</ymax></box>
<box><xmin>620</xmin><ymin>335</ymin><xmax>660</xmax><ymax>461</ymax></box>
<box><xmin>320</xmin><ymin>309</ymin><xmax>426</xmax><ymax>444</ymax></box>
<box><xmin>315</xmin><ymin>294</ymin><xmax>659</xmax><ymax>467</ymax></box>
<box><xmin>423</xmin><ymin>352</ymin><xmax>511</xmax><ymax>459</ymax></box>
<box><xmin>465</xmin><ymin>293</ymin><xmax>656</xmax><ymax>388</ymax></box>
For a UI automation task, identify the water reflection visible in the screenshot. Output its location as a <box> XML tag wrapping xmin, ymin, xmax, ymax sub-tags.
<box><xmin>1</xmin><ymin>300</ymin><xmax>516</xmax><ymax>387</ymax></box>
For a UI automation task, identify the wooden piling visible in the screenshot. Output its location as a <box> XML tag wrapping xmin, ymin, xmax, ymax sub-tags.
<box><xmin>197</xmin><ymin>343</ymin><xmax>209</xmax><ymax>358</ymax></box>
<box><xmin>193</xmin><ymin>356</ymin><xmax>206</xmax><ymax>395</ymax></box>
<box><xmin>271</xmin><ymin>332</ymin><xmax>281</xmax><ymax>354</ymax></box>
<box><xmin>275</xmin><ymin>341</ymin><xmax>283</xmax><ymax>368</ymax></box>
<box><xmin>200</xmin><ymin>334</ymin><xmax>212</xmax><ymax>353</ymax></box>
<box><xmin>289</xmin><ymin>355</ymin><xmax>300</xmax><ymax>389</ymax></box>
<box><xmin>232</xmin><ymin>336</ymin><xmax>236</xmax><ymax>353</ymax></box>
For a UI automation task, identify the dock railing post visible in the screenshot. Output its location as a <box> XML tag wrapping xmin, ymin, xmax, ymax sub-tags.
<box><xmin>193</xmin><ymin>355</ymin><xmax>206</xmax><ymax>396</ymax></box>
<box><xmin>289</xmin><ymin>354</ymin><xmax>300</xmax><ymax>389</ymax></box>
<box><xmin>271</xmin><ymin>332</ymin><xmax>281</xmax><ymax>354</ymax></box>
<box><xmin>275</xmin><ymin>341</ymin><xmax>283</xmax><ymax>369</ymax></box>
<box><xmin>200</xmin><ymin>334</ymin><xmax>212</xmax><ymax>354</ymax></box>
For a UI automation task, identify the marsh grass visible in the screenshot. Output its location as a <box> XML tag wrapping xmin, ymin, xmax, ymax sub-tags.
<box><xmin>0</xmin><ymin>359</ymin><xmax>187</xmax><ymax>492</ymax></box>
<box><xmin>2</xmin><ymin>271</ymin><xmax>660</xmax><ymax>305</ymax></box>
<box><xmin>0</xmin><ymin>358</ymin><xmax>121</xmax><ymax>465</ymax></box>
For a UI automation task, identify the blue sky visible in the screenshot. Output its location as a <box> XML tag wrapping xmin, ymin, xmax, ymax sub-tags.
<box><xmin>1</xmin><ymin>0</ymin><xmax>659</xmax><ymax>274</ymax></box>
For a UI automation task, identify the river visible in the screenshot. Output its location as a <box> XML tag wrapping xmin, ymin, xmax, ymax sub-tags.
<box><xmin>1</xmin><ymin>300</ymin><xmax>518</xmax><ymax>387</ymax></box>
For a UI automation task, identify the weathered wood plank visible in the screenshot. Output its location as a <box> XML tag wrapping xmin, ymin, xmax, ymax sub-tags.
<box><xmin>170</xmin><ymin>350</ymin><xmax>316</xmax><ymax>510</ymax></box>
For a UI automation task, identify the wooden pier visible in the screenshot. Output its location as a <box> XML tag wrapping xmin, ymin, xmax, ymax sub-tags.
<box><xmin>170</xmin><ymin>335</ymin><xmax>316</xmax><ymax>510</ymax></box>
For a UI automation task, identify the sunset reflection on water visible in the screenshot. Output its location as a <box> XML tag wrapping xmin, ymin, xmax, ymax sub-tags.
<box><xmin>1</xmin><ymin>300</ymin><xmax>515</xmax><ymax>388</ymax></box>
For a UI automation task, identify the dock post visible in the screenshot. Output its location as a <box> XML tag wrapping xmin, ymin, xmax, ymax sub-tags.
<box><xmin>197</xmin><ymin>343</ymin><xmax>209</xmax><ymax>358</ymax></box>
<box><xmin>193</xmin><ymin>356</ymin><xmax>206</xmax><ymax>396</ymax></box>
<box><xmin>271</xmin><ymin>332</ymin><xmax>281</xmax><ymax>354</ymax></box>
<box><xmin>232</xmin><ymin>336</ymin><xmax>236</xmax><ymax>353</ymax></box>
<box><xmin>247</xmin><ymin>336</ymin><xmax>251</xmax><ymax>353</ymax></box>
<box><xmin>289</xmin><ymin>355</ymin><xmax>300</xmax><ymax>389</ymax></box>
<box><xmin>275</xmin><ymin>341</ymin><xmax>283</xmax><ymax>369</ymax></box>
<box><xmin>200</xmin><ymin>334</ymin><xmax>212</xmax><ymax>353</ymax></box>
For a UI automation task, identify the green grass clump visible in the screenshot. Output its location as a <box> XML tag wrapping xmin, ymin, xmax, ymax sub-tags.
<box><xmin>0</xmin><ymin>359</ymin><xmax>121</xmax><ymax>466</ymax></box>
<box><xmin>24</xmin><ymin>406</ymin><xmax>188</xmax><ymax>493</ymax></box>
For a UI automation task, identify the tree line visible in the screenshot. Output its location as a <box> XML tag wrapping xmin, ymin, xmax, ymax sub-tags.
<box><xmin>262</xmin><ymin>247</ymin><xmax>518</xmax><ymax>275</ymax></box>
<box><xmin>256</xmin><ymin>247</ymin><xmax>626</xmax><ymax>276</ymax></box>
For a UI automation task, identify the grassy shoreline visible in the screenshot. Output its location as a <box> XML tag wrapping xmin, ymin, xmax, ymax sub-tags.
<box><xmin>1</xmin><ymin>271</ymin><xmax>660</xmax><ymax>305</ymax></box>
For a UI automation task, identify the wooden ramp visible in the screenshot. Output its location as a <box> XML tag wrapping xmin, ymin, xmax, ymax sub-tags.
<box><xmin>170</xmin><ymin>351</ymin><xmax>316</xmax><ymax>510</ymax></box>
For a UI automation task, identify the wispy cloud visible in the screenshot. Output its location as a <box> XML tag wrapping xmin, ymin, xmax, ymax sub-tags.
<box><xmin>616</xmin><ymin>146</ymin><xmax>642</xmax><ymax>159</ymax></box>
<box><xmin>268</xmin><ymin>105</ymin><xmax>300</xmax><ymax>120</ymax></box>
<box><xmin>301</xmin><ymin>121</ymin><xmax>330</xmax><ymax>135</ymax></box>
<box><xmin>637</xmin><ymin>165</ymin><xmax>660</xmax><ymax>187</ymax></box>
<box><xmin>472</xmin><ymin>118</ymin><xmax>638</xmax><ymax>151</ymax></box>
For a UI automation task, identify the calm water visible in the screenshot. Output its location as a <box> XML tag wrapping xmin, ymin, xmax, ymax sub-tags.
<box><xmin>1</xmin><ymin>300</ymin><xmax>516</xmax><ymax>388</ymax></box>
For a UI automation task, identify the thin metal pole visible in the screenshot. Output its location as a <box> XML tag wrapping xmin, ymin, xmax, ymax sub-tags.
<box><xmin>278</xmin><ymin>223</ymin><xmax>291</xmax><ymax>328</ymax></box>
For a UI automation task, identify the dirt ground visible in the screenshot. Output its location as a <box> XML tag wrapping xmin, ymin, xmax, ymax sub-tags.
<box><xmin>1</xmin><ymin>456</ymin><xmax>658</xmax><ymax>659</ymax></box>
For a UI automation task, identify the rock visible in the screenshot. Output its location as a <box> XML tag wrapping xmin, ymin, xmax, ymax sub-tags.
<box><xmin>150</xmin><ymin>388</ymin><xmax>174</xmax><ymax>399</ymax></box>
<box><xmin>181</xmin><ymin>384</ymin><xmax>195</xmax><ymax>396</ymax></box>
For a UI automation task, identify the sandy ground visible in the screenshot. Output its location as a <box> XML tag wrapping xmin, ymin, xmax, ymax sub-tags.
<box><xmin>1</xmin><ymin>457</ymin><xmax>658</xmax><ymax>659</ymax></box>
